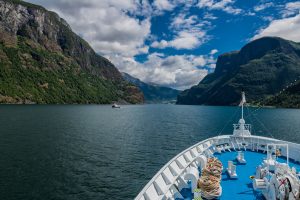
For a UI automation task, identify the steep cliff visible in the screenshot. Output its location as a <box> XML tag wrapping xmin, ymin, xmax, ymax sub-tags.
<box><xmin>0</xmin><ymin>0</ymin><xmax>143</xmax><ymax>104</ymax></box>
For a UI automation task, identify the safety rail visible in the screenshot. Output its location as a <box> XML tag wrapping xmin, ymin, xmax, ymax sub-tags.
<box><xmin>134</xmin><ymin>135</ymin><xmax>227</xmax><ymax>200</ymax></box>
<box><xmin>233</xmin><ymin>123</ymin><xmax>251</xmax><ymax>131</ymax></box>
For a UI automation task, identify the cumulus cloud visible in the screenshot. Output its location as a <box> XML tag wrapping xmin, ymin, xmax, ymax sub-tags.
<box><xmin>197</xmin><ymin>0</ymin><xmax>242</xmax><ymax>15</ymax></box>
<box><xmin>151</xmin><ymin>31</ymin><xmax>206</xmax><ymax>49</ymax></box>
<box><xmin>151</xmin><ymin>14</ymin><xmax>210</xmax><ymax>50</ymax></box>
<box><xmin>153</xmin><ymin>0</ymin><xmax>175</xmax><ymax>12</ymax></box>
<box><xmin>170</xmin><ymin>31</ymin><xmax>206</xmax><ymax>49</ymax></box>
<box><xmin>253</xmin><ymin>13</ymin><xmax>300</xmax><ymax>42</ymax></box>
<box><xmin>151</xmin><ymin>40</ymin><xmax>169</xmax><ymax>49</ymax></box>
<box><xmin>107</xmin><ymin>53</ymin><xmax>215</xmax><ymax>90</ymax></box>
<box><xmin>281</xmin><ymin>1</ymin><xmax>300</xmax><ymax>17</ymax></box>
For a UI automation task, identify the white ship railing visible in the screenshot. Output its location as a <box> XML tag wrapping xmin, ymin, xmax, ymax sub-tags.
<box><xmin>135</xmin><ymin>135</ymin><xmax>300</xmax><ymax>200</ymax></box>
<box><xmin>135</xmin><ymin>135</ymin><xmax>229</xmax><ymax>200</ymax></box>
<box><xmin>233</xmin><ymin>123</ymin><xmax>251</xmax><ymax>131</ymax></box>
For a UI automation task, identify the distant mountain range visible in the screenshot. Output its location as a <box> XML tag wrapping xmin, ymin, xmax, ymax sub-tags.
<box><xmin>0</xmin><ymin>0</ymin><xmax>143</xmax><ymax>104</ymax></box>
<box><xmin>177</xmin><ymin>37</ymin><xmax>300</xmax><ymax>107</ymax></box>
<box><xmin>122</xmin><ymin>72</ymin><xmax>180</xmax><ymax>103</ymax></box>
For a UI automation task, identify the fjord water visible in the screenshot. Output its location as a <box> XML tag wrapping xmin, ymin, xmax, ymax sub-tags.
<box><xmin>1</xmin><ymin>105</ymin><xmax>300</xmax><ymax>200</ymax></box>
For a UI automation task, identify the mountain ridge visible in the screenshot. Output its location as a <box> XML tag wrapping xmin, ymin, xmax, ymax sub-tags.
<box><xmin>177</xmin><ymin>37</ymin><xmax>300</xmax><ymax>106</ymax></box>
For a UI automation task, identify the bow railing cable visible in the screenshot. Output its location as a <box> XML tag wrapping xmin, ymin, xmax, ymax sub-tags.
<box><xmin>244</xmin><ymin>104</ymin><xmax>263</xmax><ymax>119</ymax></box>
<box><xmin>217</xmin><ymin>107</ymin><xmax>240</xmax><ymax>136</ymax></box>
<box><xmin>247</xmin><ymin>107</ymin><xmax>275</xmax><ymax>139</ymax></box>
<box><xmin>246</xmin><ymin>106</ymin><xmax>256</xmax><ymax>135</ymax></box>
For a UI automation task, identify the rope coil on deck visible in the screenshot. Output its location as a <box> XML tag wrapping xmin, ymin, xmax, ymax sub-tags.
<box><xmin>197</xmin><ymin>157</ymin><xmax>223</xmax><ymax>198</ymax></box>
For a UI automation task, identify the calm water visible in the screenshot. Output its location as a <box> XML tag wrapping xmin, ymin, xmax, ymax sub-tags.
<box><xmin>0</xmin><ymin>105</ymin><xmax>300</xmax><ymax>200</ymax></box>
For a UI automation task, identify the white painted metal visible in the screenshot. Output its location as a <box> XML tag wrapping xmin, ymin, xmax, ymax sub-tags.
<box><xmin>236</xmin><ymin>151</ymin><xmax>246</xmax><ymax>164</ymax></box>
<box><xmin>227</xmin><ymin>160</ymin><xmax>238</xmax><ymax>179</ymax></box>
<box><xmin>184</xmin><ymin>166</ymin><xmax>199</xmax><ymax>190</ymax></box>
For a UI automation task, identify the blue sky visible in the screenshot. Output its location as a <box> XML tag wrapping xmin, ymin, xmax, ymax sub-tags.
<box><xmin>27</xmin><ymin>0</ymin><xmax>300</xmax><ymax>90</ymax></box>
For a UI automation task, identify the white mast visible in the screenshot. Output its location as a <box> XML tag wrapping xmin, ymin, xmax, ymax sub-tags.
<box><xmin>233</xmin><ymin>91</ymin><xmax>251</xmax><ymax>137</ymax></box>
<box><xmin>239</xmin><ymin>91</ymin><xmax>246</xmax><ymax>119</ymax></box>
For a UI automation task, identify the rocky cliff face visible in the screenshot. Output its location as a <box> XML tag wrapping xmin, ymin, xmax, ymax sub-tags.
<box><xmin>177</xmin><ymin>37</ymin><xmax>300</xmax><ymax>105</ymax></box>
<box><xmin>0</xmin><ymin>0</ymin><xmax>143</xmax><ymax>104</ymax></box>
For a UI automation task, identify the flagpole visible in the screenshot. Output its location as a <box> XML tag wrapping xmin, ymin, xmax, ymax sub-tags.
<box><xmin>241</xmin><ymin>91</ymin><xmax>245</xmax><ymax>119</ymax></box>
<box><xmin>242</xmin><ymin>101</ymin><xmax>244</xmax><ymax>119</ymax></box>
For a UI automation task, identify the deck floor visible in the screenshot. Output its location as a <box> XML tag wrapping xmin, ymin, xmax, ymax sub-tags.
<box><xmin>179</xmin><ymin>150</ymin><xmax>300</xmax><ymax>200</ymax></box>
<box><xmin>216</xmin><ymin>150</ymin><xmax>300</xmax><ymax>200</ymax></box>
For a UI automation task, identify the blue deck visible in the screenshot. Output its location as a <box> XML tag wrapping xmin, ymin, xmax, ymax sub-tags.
<box><xmin>179</xmin><ymin>150</ymin><xmax>300</xmax><ymax>200</ymax></box>
<box><xmin>216</xmin><ymin>151</ymin><xmax>300</xmax><ymax>200</ymax></box>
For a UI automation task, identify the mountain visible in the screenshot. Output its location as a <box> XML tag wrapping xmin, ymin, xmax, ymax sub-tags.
<box><xmin>122</xmin><ymin>72</ymin><xmax>180</xmax><ymax>103</ymax></box>
<box><xmin>0</xmin><ymin>0</ymin><xmax>143</xmax><ymax>104</ymax></box>
<box><xmin>177</xmin><ymin>37</ymin><xmax>300</xmax><ymax>105</ymax></box>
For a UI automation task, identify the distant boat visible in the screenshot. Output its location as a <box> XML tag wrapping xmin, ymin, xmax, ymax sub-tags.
<box><xmin>112</xmin><ymin>103</ymin><xmax>120</xmax><ymax>108</ymax></box>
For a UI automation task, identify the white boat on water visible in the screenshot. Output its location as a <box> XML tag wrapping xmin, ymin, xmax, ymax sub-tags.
<box><xmin>112</xmin><ymin>103</ymin><xmax>121</xmax><ymax>108</ymax></box>
<box><xmin>135</xmin><ymin>92</ymin><xmax>300</xmax><ymax>200</ymax></box>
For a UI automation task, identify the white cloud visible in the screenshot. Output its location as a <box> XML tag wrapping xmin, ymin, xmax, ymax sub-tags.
<box><xmin>208</xmin><ymin>63</ymin><xmax>216</xmax><ymax>68</ymax></box>
<box><xmin>153</xmin><ymin>0</ymin><xmax>175</xmax><ymax>12</ymax></box>
<box><xmin>151</xmin><ymin>0</ymin><xmax>198</xmax><ymax>15</ymax></box>
<box><xmin>281</xmin><ymin>1</ymin><xmax>300</xmax><ymax>17</ymax></box>
<box><xmin>151</xmin><ymin>40</ymin><xmax>170</xmax><ymax>49</ymax></box>
<box><xmin>254</xmin><ymin>2</ymin><xmax>274</xmax><ymax>12</ymax></box>
<box><xmin>203</xmin><ymin>13</ymin><xmax>218</xmax><ymax>20</ymax></box>
<box><xmin>171</xmin><ymin>14</ymin><xmax>198</xmax><ymax>29</ymax></box>
<box><xmin>261</xmin><ymin>16</ymin><xmax>274</xmax><ymax>22</ymax></box>
<box><xmin>170</xmin><ymin>31</ymin><xmax>204</xmax><ymax>49</ymax></box>
<box><xmin>197</xmin><ymin>0</ymin><xmax>242</xmax><ymax>15</ymax></box>
<box><xmin>253</xmin><ymin>13</ymin><xmax>300</xmax><ymax>42</ymax></box>
<box><xmin>156</xmin><ymin>31</ymin><xmax>206</xmax><ymax>49</ymax></box>
<box><xmin>151</xmin><ymin>13</ymin><xmax>210</xmax><ymax>50</ymax></box>
<box><xmin>246</xmin><ymin>12</ymin><xmax>256</xmax><ymax>16</ymax></box>
<box><xmin>107</xmin><ymin>53</ymin><xmax>215</xmax><ymax>90</ymax></box>
<box><xmin>210</xmin><ymin>49</ymin><xmax>218</xmax><ymax>55</ymax></box>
